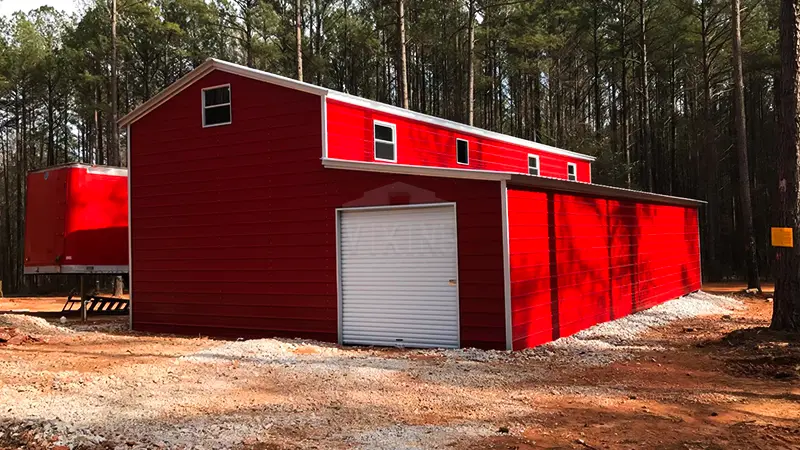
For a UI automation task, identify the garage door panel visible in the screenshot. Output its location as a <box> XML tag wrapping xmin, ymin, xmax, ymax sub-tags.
<box><xmin>340</xmin><ymin>205</ymin><xmax>459</xmax><ymax>348</ymax></box>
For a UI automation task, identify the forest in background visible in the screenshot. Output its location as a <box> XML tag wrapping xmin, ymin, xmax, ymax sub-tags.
<box><xmin>0</xmin><ymin>0</ymin><xmax>781</xmax><ymax>294</ymax></box>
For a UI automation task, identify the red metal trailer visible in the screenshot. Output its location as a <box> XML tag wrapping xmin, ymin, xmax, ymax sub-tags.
<box><xmin>24</xmin><ymin>163</ymin><xmax>128</xmax><ymax>275</ymax></box>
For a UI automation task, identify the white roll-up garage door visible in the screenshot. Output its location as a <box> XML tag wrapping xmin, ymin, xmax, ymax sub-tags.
<box><xmin>339</xmin><ymin>204</ymin><xmax>459</xmax><ymax>348</ymax></box>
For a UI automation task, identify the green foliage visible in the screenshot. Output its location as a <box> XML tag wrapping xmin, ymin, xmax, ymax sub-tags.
<box><xmin>0</xmin><ymin>0</ymin><xmax>784</xmax><ymax>292</ymax></box>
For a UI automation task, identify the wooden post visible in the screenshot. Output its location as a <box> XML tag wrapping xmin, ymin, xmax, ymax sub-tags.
<box><xmin>80</xmin><ymin>275</ymin><xmax>87</xmax><ymax>322</ymax></box>
<box><xmin>0</xmin><ymin>280</ymin><xmax>3</xmax><ymax>298</ymax></box>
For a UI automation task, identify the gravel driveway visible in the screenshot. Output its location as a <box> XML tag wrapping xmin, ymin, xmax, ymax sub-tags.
<box><xmin>2</xmin><ymin>291</ymin><xmax>784</xmax><ymax>450</ymax></box>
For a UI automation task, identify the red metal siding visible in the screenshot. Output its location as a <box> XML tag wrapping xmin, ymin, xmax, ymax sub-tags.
<box><xmin>508</xmin><ymin>187</ymin><xmax>701</xmax><ymax>350</ymax></box>
<box><xmin>24</xmin><ymin>166</ymin><xmax>128</xmax><ymax>269</ymax></box>
<box><xmin>326</xmin><ymin>98</ymin><xmax>592</xmax><ymax>182</ymax></box>
<box><xmin>130</xmin><ymin>70</ymin><xmax>506</xmax><ymax>349</ymax></box>
<box><xmin>24</xmin><ymin>169</ymin><xmax>69</xmax><ymax>267</ymax></box>
<box><xmin>64</xmin><ymin>168</ymin><xmax>128</xmax><ymax>266</ymax></box>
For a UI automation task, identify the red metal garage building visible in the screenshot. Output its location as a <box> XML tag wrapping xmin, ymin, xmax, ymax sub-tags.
<box><xmin>120</xmin><ymin>59</ymin><xmax>702</xmax><ymax>350</ymax></box>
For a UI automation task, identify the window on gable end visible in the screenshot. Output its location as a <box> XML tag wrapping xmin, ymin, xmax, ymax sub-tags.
<box><xmin>202</xmin><ymin>85</ymin><xmax>231</xmax><ymax>127</ymax></box>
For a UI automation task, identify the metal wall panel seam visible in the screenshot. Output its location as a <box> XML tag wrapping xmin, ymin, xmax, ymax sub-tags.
<box><xmin>127</xmin><ymin>124</ymin><xmax>134</xmax><ymax>330</ymax></box>
<box><xmin>501</xmin><ymin>180</ymin><xmax>512</xmax><ymax>350</ymax></box>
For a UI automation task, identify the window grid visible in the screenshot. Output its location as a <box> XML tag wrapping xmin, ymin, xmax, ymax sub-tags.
<box><xmin>528</xmin><ymin>154</ymin><xmax>540</xmax><ymax>176</ymax></box>
<box><xmin>202</xmin><ymin>85</ymin><xmax>232</xmax><ymax>128</ymax></box>
<box><xmin>568</xmin><ymin>163</ymin><xmax>577</xmax><ymax>181</ymax></box>
<box><xmin>374</xmin><ymin>121</ymin><xmax>397</xmax><ymax>162</ymax></box>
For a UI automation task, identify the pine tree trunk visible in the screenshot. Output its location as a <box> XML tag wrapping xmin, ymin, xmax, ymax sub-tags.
<box><xmin>732</xmin><ymin>0</ymin><xmax>761</xmax><ymax>291</ymax></box>
<box><xmin>397</xmin><ymin>0</ymin><xmax>409</xmax><ymax>109</ymax></box>
<box><xmin>621</xmin><ymin>12</ymin><xmax>631</xmax><ymax>189</ymax></box>
<box><xmin>640</xmin><ymin>0</ymin><xmax>653</xmax><ymax>191</ymax></box>
<box><xmin>296</xmin><ymin>0</ymin><xmax>303</xmax><ymax>81</ymax></box>
<box><xmin>109</xmin><ymin>0</ymin><xmax>120</xmax><ymax>167</ymax></box>
<box><xmin>773</xmin><ymin>0</ymin><xmax>800</xmax><ymax>331</ymax></box>
<box><xmin>467</xmin><ymin>0</ymin><xmax>475</xmax><ymax>126</ymax></box>
<box><xmin>593</xmin><ymin>2</ymin><xmax>602</xmax><ymax>135</ymax></box>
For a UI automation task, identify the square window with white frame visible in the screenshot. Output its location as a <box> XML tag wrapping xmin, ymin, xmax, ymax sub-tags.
<box><xmin>567</xmin><ymin>163</ymin><xmax>578</xmax><ymax>181</ymax></box>
<box><xmin>202</xmin><ymin>85</ymin><xmax>231</xmax><ymax>127</ymax></box>
<box><xmin>528</xmin><ymin>154</ymin><xmax>540</xmax><ymax>176</ymax></box>
<box><xmin>374</xmin><ymin>121</ymin><xmax>397</xmax><ymax>162</ymax></box>
<box><xmin>456</xmin><ymin>139</ymin><xmax>469</xmax><ymax>165</ymax></box>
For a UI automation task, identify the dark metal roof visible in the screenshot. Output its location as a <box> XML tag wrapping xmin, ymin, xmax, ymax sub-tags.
<box><xmin>508</xmin><ymin>174</ymin><xmax>705</xmax><ymax>208</ymax></box>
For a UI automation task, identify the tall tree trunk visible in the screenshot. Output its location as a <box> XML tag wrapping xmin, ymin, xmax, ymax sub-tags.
<box><xmin>296</xmin><ymin>0</ymin><xmax>303</xmax><ymax>81</ymax></box>
<box><xmin>701</xmin><ymin>1</ymin><xmax>717</xmax><ymax>278</ymax></box>
<box><xmin>109</xmin><ymin>0</ymin><xmax>120</xmax><ymax>166</ymax></box>
<box><xmin>593</xmin><ymin>2</ymin><xmax>602</xmax><ymax>135</ymax></box>
<box><xmin>773</xmin><ymin>0</ymin><xmax>800</xmax><ymax>331</ymax></box>
<box><xmin>669</xmin><ymin>43</ymin><xmax>677</xmax><ymax>195</ymax></box>
<box><xmin>639</xmin><ymin>0</ymin><xmax>653</xmax><ymax>191</ymax></box>
<box><xmin>396</xmin><ymin>0</ymin><xmax>409</xmax><ymax>109</ymax></box>
<box><xmin>467</xmin><ymin>0</ymin><xmax>475</xmax><ymax>125</ymax></box>
<box><xmin>621</xmin><ymin>3</ymin><xmax>631</xmax><ymax>188</ymax></box>
<box><xmin>732</xmin><ymin>0</ymin><xmax>760</xmax><ymax>291</ymax></box>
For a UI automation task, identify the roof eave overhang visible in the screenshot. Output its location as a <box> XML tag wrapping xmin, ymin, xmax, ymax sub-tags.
<box><xmin>507</xmin><ymin>174</ymin><xmax>706</xmax><ymax>207</ymax></box>
<box><xmin>322</xmin><ymin>158</ymin><xmax>705</xmax><ymax>208</ymax></box>
<box><xmin>322</xmin><ymin>158</ymin><xmax>511</xmax><ymax>181</ymax></box>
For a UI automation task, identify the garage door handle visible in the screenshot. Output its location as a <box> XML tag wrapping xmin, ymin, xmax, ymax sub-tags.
<box><xmin>448</xmin><ymin>279</ymin><xmax>457</xmax><ymax>286</ymax></box>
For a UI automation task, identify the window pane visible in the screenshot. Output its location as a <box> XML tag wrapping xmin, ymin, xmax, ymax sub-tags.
<box><xmin>375</xmin><ymin>124</ymin><xmax>394</xmax><ymax>142</ymax></box>
<box><xmin>204</xmin><ymin>86</ymin><xmax>230</xmax><ymax>106</ymax></box>
<box><xmin>529</xmin><ymin>167</ymin><xmax>539</xmax><ymax>176</ymax></box>
<box><xmin>568</xmin><ymin>164</ymin><xmax>576</xmax><ymax>174</ymax></box>
<box><xmin>375</xmin><ymin>141</ymin><xmax>395</xmax><ymax>160</ymax></box>
<box><xmin>528</xmin><ymin>156</ymin><xmax>538</xmax><ymax>169</ymax></box>
<box><xmin>457</xmin><ymin>140</ymin><xmax>468</xmax><ymax>164</ymax></box>
<box><xmin>204</xmin><ymin>105</ymin><xmax>231</xmax><ymax>126</ymax></box>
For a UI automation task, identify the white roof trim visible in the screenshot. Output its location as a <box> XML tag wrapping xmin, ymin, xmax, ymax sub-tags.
<box><xmin>29</xmin><ymin>163</ymin><xmax>127</xmax><ymax>177</ymax></box>
<box><xmin>322</xmin><ymin>158</ymin><xmax>512</xmax><ymax>181</ymax></box>
<box><xmin>328</xmin><ymin>91</ymin><xmax>595</xmax><ymax>162</ymax></box>
<box><xmin>119</xmin><ymin>58</ymin><xmax>595</xmax><ymax>162</ymax></box>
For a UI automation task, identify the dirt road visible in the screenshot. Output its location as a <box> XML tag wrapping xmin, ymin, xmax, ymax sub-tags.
<box><xmin>0</xmin><ymin>292</ymin><xmax>797</xmax><ymax>450</ymax></box>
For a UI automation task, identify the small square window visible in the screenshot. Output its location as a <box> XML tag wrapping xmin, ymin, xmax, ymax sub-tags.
<box><xmin>568</xmin><ymin>163</ymin><xmax>577</xmax><ymax>181</ymax></box>
<box><xmin>202</xmin><ymin>85</ymin><xmax>231</xmax><ymax>127</ymax></box>
<box><xmin>374</xmin><ymin>121</ymin><xmax>396</xmax><ymax>162</ymax></box>
<box><xmin>456</xmin><ymin>139</ymin><xmax>469</xmax><ymax>165</ymax></box>
<box><xmin>528</xmin><ymin>154</ymin><xmax>540</xmax><ymax>176</ymax></box>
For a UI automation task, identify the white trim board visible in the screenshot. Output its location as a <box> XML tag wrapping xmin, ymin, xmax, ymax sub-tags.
<box><xmin>24</xmin><ymin>265</ymin><xmax>129</xmax><ymax>274</ymax></box>
<box><xmin>322</xmin><ymin>158</ymin><xmax>511</xmax><ymax>181</ymax></box>
<box><xmin>29</xmin><ymin>164</ymin><xmax>128</xmax><ymax>177</ymax></box>
<box><xmin>127</xmin><ymin>124</ymin><xmax>134</xmax><ymax>330</ymax></box>
<box><xmin>500</xmin><ymin>180</ymin><xmax>513</xmax><ymax>350</ymax></box>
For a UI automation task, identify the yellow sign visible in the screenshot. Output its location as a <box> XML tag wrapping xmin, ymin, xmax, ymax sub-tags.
<box><xmin>771</xmin><ymin>228</ymin><xmax>794</xmax><ymax>248</ymax></box>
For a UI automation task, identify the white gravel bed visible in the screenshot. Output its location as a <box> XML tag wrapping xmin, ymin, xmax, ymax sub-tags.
<box><xmin>523</xmin><ymin>291</ymin><xmax>743</xmax><ymax>366</ymax></box>
<box><xmin>0</xmin><ymin>314</ymin><xmax>74</xmax><ymax>335</ymax></box>
<box><xmin>184</xmin><ymin>291</ymin><xmax>742</xmax><ymax>371</ymax></box>
<box><xmin>347</xmin><ymin>423</ymin><xmax>494</xmax><ymax>450</ymax></box>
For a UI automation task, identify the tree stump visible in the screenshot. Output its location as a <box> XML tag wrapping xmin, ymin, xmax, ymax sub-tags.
<box><xmin>113</xmin><ymin>276</ymin><xmax>124</xmax><ymax>297</ymax></box>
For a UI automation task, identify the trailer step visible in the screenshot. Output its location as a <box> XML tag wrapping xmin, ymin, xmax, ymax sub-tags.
<box><xmin>62</xmin><ymin>294</ymin><xmax>129</xmax><ymax>315</ymax></box>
